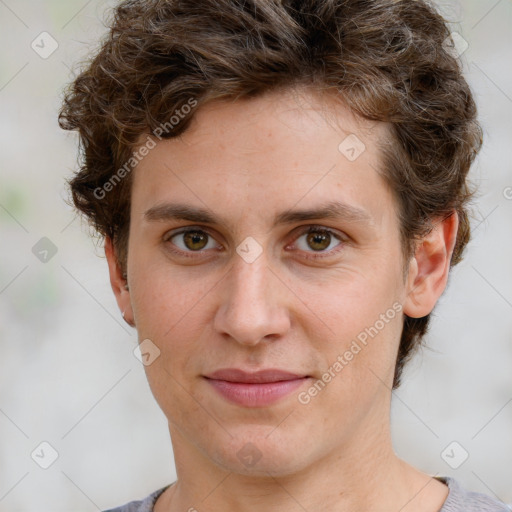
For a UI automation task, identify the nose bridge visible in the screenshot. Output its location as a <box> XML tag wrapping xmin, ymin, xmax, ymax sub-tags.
<box><xmin>214</xmin><ymin>251</ymin><xmax>289</xmax><ymax>345</ymax></box>
<box><xmin>232</xmin><ymin>254</ymin><xmax>271</xmax><ymax>306</ymax></box>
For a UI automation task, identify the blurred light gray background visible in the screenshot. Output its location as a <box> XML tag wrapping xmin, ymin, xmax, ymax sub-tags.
<box><xmin>0</xmin><ymin>0</ymin><xmax>511</xmax><ymax>510</ymax></box>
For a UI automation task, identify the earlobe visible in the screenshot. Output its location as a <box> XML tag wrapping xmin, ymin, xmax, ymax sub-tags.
<box><xmin>105</xmin><ymin>237</ymin><xmax>135</xmax><ymax>327</ymax></box>
<box><xmin>403</xmin><ymin>212</ymin><xmax>459</xmax><ymax>319</ymax></box>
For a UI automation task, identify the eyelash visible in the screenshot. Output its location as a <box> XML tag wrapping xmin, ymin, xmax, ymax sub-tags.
<box><xmin>163</xmin><ymin>225</ymin><xmax>346</xmax><ymax>261</ymax></box>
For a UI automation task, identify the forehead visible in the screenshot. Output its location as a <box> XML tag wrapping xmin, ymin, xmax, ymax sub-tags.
<box><xmin>131</xmin><ymin>87</ymin><xmax>396</xmax><ymax>230</ymax></box>
<box><xmin>171</xmin><ymin>87</ymin><xmax>387</xmax><ymax>166</ymax></box>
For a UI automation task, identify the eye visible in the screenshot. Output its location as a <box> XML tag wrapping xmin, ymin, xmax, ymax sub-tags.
<box><xmin>291</xmin><ymin>226</ymin><xmax>345</xmax><ymax>259</ymax></box>
<box><xmin>163</xmin><ymin>225</ymin><xmax>346</xmax><ymax>261</ymax></box>
<box><xmin>164</xmin><ymin>227</ymin><xmax>220</xmax><ymax>257</ymax></box>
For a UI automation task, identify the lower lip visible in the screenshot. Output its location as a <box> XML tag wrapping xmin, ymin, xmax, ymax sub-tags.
<box><xmin>205</xmin><ymin>377</ymin><xmax>309</xmax><ymax>407</ymax></box>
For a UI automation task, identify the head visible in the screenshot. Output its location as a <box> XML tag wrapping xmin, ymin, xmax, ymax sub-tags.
<box><xmin>60</xmin><ymin>0</ymin><xmax>481</xmax><ymax>476</ymax></box>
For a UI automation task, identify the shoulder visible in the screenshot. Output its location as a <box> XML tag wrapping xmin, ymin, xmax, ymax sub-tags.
<box><xmin>438</xmin><ymin>476</ymin><xmax>511</xmax><ymax>512</ymax></box>
<box><xmin>102</xmin><ymin>485</ymin><xmax>170</xmax><ymax>512</ymax></box>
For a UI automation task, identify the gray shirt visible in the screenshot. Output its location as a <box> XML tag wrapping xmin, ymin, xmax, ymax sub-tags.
<box><xmin>103</xmin><ymin>476</ymin><xmax>511</xmax><ymax>511</ymax></box>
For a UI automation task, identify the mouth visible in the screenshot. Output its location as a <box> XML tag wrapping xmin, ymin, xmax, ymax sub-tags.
<box><xmin>203</xmin><ymin>368</ymin><xmax>311</xmax><ymax>407</ymax></box>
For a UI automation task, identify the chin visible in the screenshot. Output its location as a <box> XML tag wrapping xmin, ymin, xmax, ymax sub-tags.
<box><xmin>209</xmin><ymin>432</ymin><xmax>312</xmax><ymax>477</ymax></box>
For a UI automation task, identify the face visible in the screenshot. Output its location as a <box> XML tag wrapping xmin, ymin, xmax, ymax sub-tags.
<box><xmin>115</xmin><ymin>88</ymin><xmax>418</xmax><ymax>475</ymax></box>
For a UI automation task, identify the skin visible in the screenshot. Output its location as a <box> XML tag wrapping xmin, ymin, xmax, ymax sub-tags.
<box><xmin>106</xmin><ymin>87</ymin><xmax>457</xmax><ymax>512</ymax></box>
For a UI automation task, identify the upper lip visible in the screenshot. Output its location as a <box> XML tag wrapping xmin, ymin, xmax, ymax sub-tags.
<box><xmin>204</xmin><ymin>368</ymin><xmax>308</xmax><ymax>384</ymax></box>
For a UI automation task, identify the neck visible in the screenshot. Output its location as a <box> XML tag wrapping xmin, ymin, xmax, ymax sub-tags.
<box><xmin>156</xmin><ymin>414</ymin><xmax>447</xmax><ymax>512</ymax></box>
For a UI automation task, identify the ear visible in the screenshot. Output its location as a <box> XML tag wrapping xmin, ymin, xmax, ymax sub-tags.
<box><xmin>403</xmin><ymin>212</ymin><xmax>459</xmax><ymax>318</ymax></box>
<box><xmin>105</xmin><ymin>237</ymin><xmax>135</xmax><ymax>327</ymax></box>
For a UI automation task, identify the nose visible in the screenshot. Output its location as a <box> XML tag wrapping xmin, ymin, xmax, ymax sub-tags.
<box><xmin>213</xmin><ymin>253</ymin><xmax>291</xmax><ymax>346</ymax></box>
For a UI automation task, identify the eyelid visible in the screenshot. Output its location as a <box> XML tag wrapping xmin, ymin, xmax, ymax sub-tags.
<box><xmin>163</xmin><ymin>225</ymin><xmax>215</xmax><ymax>242</ymax></box>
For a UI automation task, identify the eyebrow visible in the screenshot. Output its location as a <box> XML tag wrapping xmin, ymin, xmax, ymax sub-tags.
<box><xmin>144</xmin><ymin>200</ymin><xmax>374</xmax><ymax>229</ymax></box>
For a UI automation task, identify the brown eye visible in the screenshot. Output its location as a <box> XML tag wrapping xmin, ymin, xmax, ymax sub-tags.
<box><xmin>292</xmin><ymin>226</ymin><xmax>345</xmax><ymax>260</ymax></box>
<box><xmin>166</xmin><ymin>228</ymin><xmax>219</xmax><ymax>254</ymax></box>
<box><xmin>306</xmin><ymin>230</ymin><xmax>332</xmax><ymax>251</ymax></box>
<box><xmin>183</xmin><ymin>230</ymin><xmax>208</xmax><ymax>250</ymax></box>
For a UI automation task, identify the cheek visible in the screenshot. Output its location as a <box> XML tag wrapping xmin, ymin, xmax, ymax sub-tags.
<box><xmin>305</xmin><ymin>264</ymin><xmax>401</xmax><ymax>331</ymax></box>
<box><xmin>128</xmin><ymin>271</ymin><xmax>210</xmax><ymax>413</ymax></box>
<box><xmin>129</xmin><ymin>259</ymin><xmax>214</xmax><ymax>337</ymax></box>
<box><xmin>302</xmin><ymin>268</ymin><xmax>404</xmax><ymax>381</ymax></box>
<box><xmin>296</xmin><ymin>290</ymin><xmax>402</xmax><ymax>430</ymax></box>
<box><xmin>134</xmin><ymin>279</ymin><xmax>209</xmax><ymax>414</ymax></box>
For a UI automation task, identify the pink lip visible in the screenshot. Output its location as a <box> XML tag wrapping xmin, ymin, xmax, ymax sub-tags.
<box><xmin>203</xmin><ymin>368</ymin><xmax>310</xmax><ymax>407</ymax></box>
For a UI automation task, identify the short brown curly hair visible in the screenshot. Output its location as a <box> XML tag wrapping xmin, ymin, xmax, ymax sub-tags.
<box><xmin>59</xmin><ymin>0</ymin><xmax>482</xmax><ymax>388</ymax></box>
